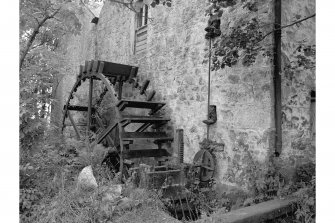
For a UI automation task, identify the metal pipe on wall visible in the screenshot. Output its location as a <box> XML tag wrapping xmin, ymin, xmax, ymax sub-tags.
<box><xmin>273</xmin><ymin>0</ymin><xmax>282</xmax><ymax>156</ymax></box>
<box><xmin>207</xmin><ymin>38</ymin><xmax>212</xmax><ymax>140</ymax></box>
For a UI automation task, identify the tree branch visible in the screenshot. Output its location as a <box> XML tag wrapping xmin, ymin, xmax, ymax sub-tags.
<box><xmin>110</xmin><ymin>0</ymin><xmax>138</xmax><ymax>13</ymax></box>
<box><xmin>30</xmin><ymin>42</ymin><xmax>45</xmax><ymax>51</ymax></box>
<box><xmin>259</xmin><ymin>13</ymin><xmax>316</xmax><ymax>43</ymax></box>
<box><xmin>20</xmin><ymin>7</ymin><xmax>61</xmax><ymax>70</ymax></box>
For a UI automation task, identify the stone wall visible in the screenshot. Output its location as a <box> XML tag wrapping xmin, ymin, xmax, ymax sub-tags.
<box><xmin>280</xmin><ymin>0</ymin><xmax>316</xmax><ymax>168</ymax></box>
<box><xmin>58</xmin><ymin>0</ymin><xmax>315</xmax><ymax>190</ymax></box>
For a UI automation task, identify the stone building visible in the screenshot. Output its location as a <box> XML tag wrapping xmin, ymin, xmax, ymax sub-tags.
<box><xmin>58</xmin><ymin>0</ymin><xmax>315</xmax><ymax>191</ymax></box>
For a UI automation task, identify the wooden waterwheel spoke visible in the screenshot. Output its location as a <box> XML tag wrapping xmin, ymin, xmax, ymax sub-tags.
<box><xmin>67</xmin><ymin>110</ymin><xmax>81</xmax><ymax>140</ymax></box>
<box><xmin>94</xmin><ymin>63</ymin><xmax>126</xmax><ymax>181</ymax></box>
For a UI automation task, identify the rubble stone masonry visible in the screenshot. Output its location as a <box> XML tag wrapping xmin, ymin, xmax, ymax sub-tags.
<box><xmin>58</xmin><ymin>0</ymin><xmax>315</xmax><ymax>190</ymax></box>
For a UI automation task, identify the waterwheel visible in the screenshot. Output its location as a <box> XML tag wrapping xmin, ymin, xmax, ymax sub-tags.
<box><xmin>61</xmin><ymin>60</ymin><xmax>173</xmax><ymax>180</ymax></box>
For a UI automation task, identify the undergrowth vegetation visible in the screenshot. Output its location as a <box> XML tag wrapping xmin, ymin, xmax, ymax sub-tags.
<box><xmin>19</xmin><ymin>128</ymin><xmax>177</xmax><ymax>223</ymax></box>
<box><xmin>185</xmin><ymin>158</ymin><xmax>315</xmax><ymax>222</ymax></box>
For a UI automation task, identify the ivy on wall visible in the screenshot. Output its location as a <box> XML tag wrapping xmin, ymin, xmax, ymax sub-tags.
<box><xmin>205</xmin><ymin>0</ymin><xmax>269</xmax><ymax>70</ymax></box>
<box><xmin>205</xmin><ymin>0</ymin><xmax>316</xmax><ymax>71</ymax></box>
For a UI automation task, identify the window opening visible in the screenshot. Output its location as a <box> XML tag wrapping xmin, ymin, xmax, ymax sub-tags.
<box><xmin>134</xmin><ymin>5</ymin><xmax>148</xmax><ymax>54</ymax></box>
<box><xmin>137</xmin><ymin>5</ymin><xmax>148</xmax><ymax>29</ymax></box>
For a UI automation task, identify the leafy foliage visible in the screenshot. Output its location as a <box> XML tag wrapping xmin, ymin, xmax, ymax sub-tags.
<box><xmin>294</xmin><ymin>176</ymin><xmax>315</xmax><ymax>223</ymax></box>
<box><xmin>20</xmin><ymin>131</ymin><xmax>81</xmax><ymax>222</ymax></box>
<box><xmin>283</xmin><ymin>44</ymin><xmax>316</xmax><ymax>82</ymax></box>
<box><xmin>186</xmin><ymin>170</ymin><xmax>230</xmax><ymax>217</ymax></box>
<box><xmin>212</xmin><ymin>17</ymin><xmax>264</xmax><ymax>69</ymax></box>
<box><xmin>205</xmin><ymin>0</ymin><xmax>315</xmax><ymax>71</ymax></box>
<box><xmin>106</xmin><ymin>0</ymin><xmax>172</xmax><ymax>13</ymax></box>
<box><xmin>20</xmin><ymin>0</ymin><xmax>82</xmax><ymax>149</ymax></box>
<box><xmin>204</xmin><ymin>0</ymin><xmax>271</xmax><ymax>69</ymax></box>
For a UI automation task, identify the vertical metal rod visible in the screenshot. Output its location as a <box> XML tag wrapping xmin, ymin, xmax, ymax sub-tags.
<box><xmin>207</xmin><ymin>38</ymin><xmax>212</xmax><ymax>140</ymax></box>
<box><xmin>273</xmin><ymin>0</ymin><xmax>282</xmax><ymax>156</ymax></box>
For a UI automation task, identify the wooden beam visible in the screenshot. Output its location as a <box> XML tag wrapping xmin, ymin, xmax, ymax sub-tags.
<box><xmin>140</xmin><ymin>79</ymin><xmax>150</xmax><ymax>95</ymax></box>
<box><xmin>97</xmin><ymin>123</ymin><xmax>118</xmax><ymax>144</ymax></box>
<box><xmin>92</xmin><ymin>60</ymin><xmax>99</xmax><ymax>73</ymax></box>
<box><xmin>146</xmin><ymin>90</ymin><xmax>156</xmax><ymax>101</ymax></box>
<box><xmin>87</xmin><ymin>76</ymin><xmax>94</xmax><ymax>134</ymax></box>
<box><xmin>79</xmin><ymin>65</ymin><xmax>83</xmax><ymax>77</ymax></box>
<box><xmin>67</xmin><ymin>105</ymin><xmax>96</xmax><ymax>112</ymax></box>
<box><xmin>124</xmin><ymin>149</ymin><xmax>170</xmax><ymax>158</ymax></box>
<box><xmin>118</xmin><ymin>81</ymin><xmax>123</xmax><ymax>100</ymax></box>
<box><xmin>87</xmin><ymin>60</ymin><xmax>93</xmax><ymax>72</ymax></box>
<box><xmin>95</xmin><ymin>114</ymin><xmax>115</xmax><ymax>146</ymax></box>
<box><xmin>84</xmin><ymin>61</ymin><xmax>89</xmax><ymax>73</ymax></box>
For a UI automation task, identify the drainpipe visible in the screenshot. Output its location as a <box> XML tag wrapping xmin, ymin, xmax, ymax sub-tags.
<box><xmin>207</xmin><ymin>38</ymin><xmax>212</xmax><ymax>140</ymax></box>
<box><xmin>273</xmin><ymin>0</ymin><xmax>282</xmax><ymax>156</ymax></box>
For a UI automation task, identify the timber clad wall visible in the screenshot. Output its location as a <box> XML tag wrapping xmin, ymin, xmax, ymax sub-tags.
<box><xmin>59</xmin><ymin>0</ymin><xmax>315</xmax><ymax>190</ymax></box>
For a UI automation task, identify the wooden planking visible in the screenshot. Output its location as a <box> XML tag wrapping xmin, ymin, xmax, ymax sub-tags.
<box><xmin>121</xmin><ymin>115</ymin><xmax>170</xmax><ymax>123</ymax></box>
<box><xmin>117</xmin><ymin>100</ymin><xmax>165</xmax><ymax>111</ymax></box>
<box><xmin>136</xmin><ymin>26</ymin><xmax>147</xmax><ymax>36</ymax></box>
<box><xmin>122</xmin><ymin>132</ymin><xmax>169</xmax><ymax>140</ymax></box>
<box><xmin>136</xmin><ymin>48</ymin><xmax>147</xmax><ymax>54</ymax></box>
<box><xmin>67</xmin><ymin>105</ymin><xmax>96</xmax><ymax>112</ymax></box>
<box><xmin>136</xmin><ymin>38</ymin><xmax>147</xmax><ymax>48</ymax></box>
<box><xmin>96</xmin><ymin>60</ymin><xmax>139</xmax><ymax>79</ymax></box>
<box><xmin>136</xmin><ymin>32</ymin><xmax>147</xmax><ymax>42</ymax></box>
<box><xmin>136</xmin><ymin>43</ymin><xmax>147</xmax><ymax>53</ymax></box>
<box><xmin>124</xmin><ymin>149</ymin><xmax>170</xmax><ymax>158</ymax></box>
<box><xmin>135</xmin><ymin>25</ymin><xmax>148</xmax><ymax>55</ymax></box>
<box><xmin>64</xmin><ymin>122</ymin><xmax>87</xmax><ymax>127</ymax></box>
<box><xmin>129</xmin><ymin>67</ymin><xmax>137</xmax><ymax>81</ymax></box>
<box><xmin>136</xmin><ymin>48</ymin><xmax>147</xmax><ymax>55</ymax></box>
